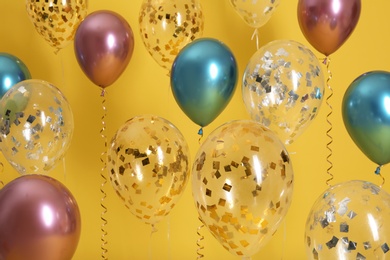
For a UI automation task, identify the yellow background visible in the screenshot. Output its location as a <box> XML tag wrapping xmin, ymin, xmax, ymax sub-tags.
<box><xmin>1</xmin><ymin>0</ymin><xmax>390</xmax><ymax>259</ymax></box>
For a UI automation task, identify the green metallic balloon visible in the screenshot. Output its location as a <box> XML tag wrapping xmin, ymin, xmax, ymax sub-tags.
<box><xmin>342</xmin><ymin>71</ymin><xmax>390</xmax><ymax>166</ymax></box>
<box><xmin>170</xmin><ymin>38</ymin><xmax>238</xmax><ymax>128</ymax></box>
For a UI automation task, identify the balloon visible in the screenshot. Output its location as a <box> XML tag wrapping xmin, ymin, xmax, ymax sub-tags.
<box><xmin>305</xmin><ymin>180</ymin><xmax>390</xmax><ymax>260</ymax></box>
<box><xmin>74</xmin><ymin>10</ymin><xmax>135</xmax><ymax>89</ymax></box>
<box><xmin>192</xmin><ymin>120</ymin><xmax>294</xmax><ymax>257</ymax></box>
<box><xmin>230</xmin><ymin>0</ymin><xmax>280</xmax><ymax>28</ymax></box>
<box><xmin>242</xmin><ymin>39</ymin><xmax>325</xmax><ymax>145</ymax></box>
<box><xmin>342</xmin><ymin>71</ymin><xmax>390</xmax><ymax>166</ymax></box>
<box><xmin>26</xmin><ymin>0</ymin><xmax>88</xmax><ymax>53</ymax></box>
<box><xmin>171</xmin><ymin>38</ymin><xmax>238</xmax><ymax>128</ymax></box>
<box><xmin>139</xmin><ymin>0</ymin><xmax>204</xmax><ymax>72</ymax></box>
<box><xmin>0</xmin><ymin>79</ymin><xmax>74</xmax><ymax>175</ymax></box>
<box><xmin>0</xmin><ymin>53</ymin><xmax>31</xmax><ymax>99</ymax></box>
<box><xmin>108</xmin><ymin>115</ymin><xmax>190</xmax><ymax>228</ymax></box>
<box><xmin>0</xmin><ymin>174</ymin><xmax>81</xmax><ymax>260</ymax></box>
<box><xmin>297</xmin><ymin>0</ymin><xmax>361</xmax><ymax>56</ymax></box>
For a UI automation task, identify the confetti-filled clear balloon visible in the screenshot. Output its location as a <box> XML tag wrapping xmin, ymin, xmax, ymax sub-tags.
<box><xmin>230</xmin><ymin>0</ymin><xmax>280</xmax><ymax>28</ymax></box>
<box><xmin>192</xmin><ymin>120</ymin><xmax>294</xmax><ymax>257</ymax></box>
<box><xmin>242</xmin><ymin>39</ymin><xmax>325</xmax><ymax>145</ymax></box>
<box><xmin>108</xmin><ymin>115</ymin><xmax>190</xmax><ymax>228</ymax></box>
<box><xmin>139</xmin><ymin>0</ymin><xmax>204</xmax><ymax>72</ymax></box>
<box><xmin>0</xmin><ymin>79</ymin><xmax>74</xmax><ymax>175</ymax></box>
<box><xmin>305</xmin><ymin>180</ymin><xmax>390</xmax><ymax>260</ymax></box>
<box><xmin>26</xmin><ymin>0</ymin><xmax>88</xmax><ymax>53</ymax></box>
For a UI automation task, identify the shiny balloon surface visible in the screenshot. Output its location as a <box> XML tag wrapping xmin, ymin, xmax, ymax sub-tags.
<box><xmin>171</xmin><ymin>38</ymin><xmax>238</xmax><ymax>127</ymax></box>
<box><xmin>342</xmin><ymin>71</ymin><xmax>390</xmax><ymax>166</ymax></box>
<box><xmin>297</xmin><ymin>0</ymin><xmax>361</xmax><ymax>56</ymax></box>
<box><xmin>0</xmin><ymin>174</ymin><xmax>81</xmax><ymax>260</ymax></box>
<box><xmin>74</xmin><ymin>10</ymin><xmax>134</xmax><ymax>88</ymax></box>
<box><xmin>305</xmin><ymin>180</ymin><xmax>390</xmax><ymax>260</ymax></box>
<box><xmin>0</xmin><ymin>53</ymin><xmax>31</xmax><ymax>99</ymax></box>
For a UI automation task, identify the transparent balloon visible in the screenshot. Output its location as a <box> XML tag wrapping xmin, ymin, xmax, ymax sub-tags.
<box><xmin>242</xmin><ymin>39</ymin><xmax>325</xmax><ymax>145</ymax></box>
<box><xmin>26</xmin><ymin>0</ymin><xmax>88</xmax><ymax>53</ymax></box>
<box><xmin>229</xmin><ymin>0</ymin><xmax>280</xmax><ymax>28</ymax></box>
<box><xmin>192</xmin><ymin>120</ymin><xmax>294</xmax><ymax>257</ymax></box>
<box><xmin>108</xmin><ymin>115</ymin><xmax>190</xmax><ymax>229</ymax></box>
<box><xmin>0</xmin><ymin>79</ymin><xmax>74</xmax><ymax>175</ymax></box>
<box><xmin>139</xmin><ymin>0</ymin><xmax>204</xmax><ymax>72</ymax></box>
<box><xmin>305</xmin><ymin>180</ymin><xmax>390</xmax><ymax>259</ymax></box>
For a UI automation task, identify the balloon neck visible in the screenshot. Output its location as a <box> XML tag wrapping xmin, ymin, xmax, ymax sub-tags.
<box><xmin>150</xmin><ymin>224</ymin><xmax>158</xmax><ymax>234</ymax></box>
<box><xmin>198</xmin><ymin>127</ymin><xmax>203</xmax><ymax>143</ymax></box>
<box><xmin>322</xmin><ymin>56</ymin><xmax>330</xmax><ymax>65</ymax></box>
<box><xmin>100</xmin><ymin>88</ymin><xmax>106</xmax><ymax>97</ymax></box>
<box><xmin>375</xmin><ymin>165</ymin><xmax>382</xmax><ymax>175</ymax></box>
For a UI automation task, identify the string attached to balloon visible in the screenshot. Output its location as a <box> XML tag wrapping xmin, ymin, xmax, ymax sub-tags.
<box><xmin>99</xmin><ymin>90</ymin><xmax>108</xmax><ymax>259</ymax></box>
<box><xmin>250</xmin><ymin>29</ymin><xmax>260</xmax><ymax>50</ymax></box>
<box><xmin>196</xmin><ymin>217</ymin><xmax>205</xmax><ymax>259</ymax></box>
<box><xmin>374</xmin><ymin>165</ymin><xmax>386</xmax><ymax>187</ymax></box>
<box><xmin>321</xmin><ymin>57</ymin><xmax>334</xmax><ymax>187</ymax></box>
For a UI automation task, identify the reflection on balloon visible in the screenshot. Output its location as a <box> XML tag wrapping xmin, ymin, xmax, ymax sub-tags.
<box><xmin>139</xmin><ymin>0</ymin><xmax>204</xmax><ymax>72</ymax></box>
<box><xmin>74</xmin><ymin>10</ymin><xmax>135</xmax><ymax>89</ymax></box>
<box><xmin>26</xmin><ymin>0</ymin><xmax>88</xmax><ymax>53</ymax></box>
<box><xmin>0</xmin><ymin>79</ymin><xmax>74</xmax><ymax>175</ymax></box>
<box><xmin>297</xmin><ymin>0</ymin><xmax>361</xmax><ymax>56</ymax></box>
<box><xmin>171</xmin><ymin>38</ymin><xmax>238</xmax><ymax>128</ymax></box>
<box><xmin>242</xmin><ymin>39</ymin><xmax>325</xmax><ymax>145</ymax></box>
<box><xmin>0</xmin><ymin>53</ymin><xmax>31</xmax><ymax>99</ymax></box>
<box><xmin>230</xmin><ymin>0</ymin><xmax>280</xmax><ymax>28</ymax></box>
<box><xmin>108</xmin><ymin>115</ymin><xmax>190</xmax><ymax>228</ymax></box>
<box><xmin>342</xmin><ymin>71</ymin><xmax>390</xmax><ymax>166</ymax></box>
<box><xmin>305</xmin><ymin>180</ymin><xmax>390</xmax><ymax>260</ymax></box>
<box><xmin>192</xmin><ymin>120</ymin><xmax>294</xmax><ymax>257</ymax></box>
<box><xmin>0</xmin><ymin>174</ymin><xmax>81</xmax><ymax>260</ymax></box>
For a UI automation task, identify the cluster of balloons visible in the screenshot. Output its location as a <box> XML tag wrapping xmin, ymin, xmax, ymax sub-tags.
<box><xmin>192</xmin><ymin>120</ymin><xmax>294</xmax><ymax>258</ymax></box>
<box><xmin>108</xmin><ymin>115</ymin><xmax>190</xmax><ymax>229</ymax></box>
<box><xmin>26</xmin><ymin>0</ymin><xmax>88</xmax><ymax>53</ymax></box>
<box><xmin>305</xmin><ymin>180</ymin><xmax>390</xmax><ymax>259</ymax></box>
<box><xmin>242</xmin><ymin>39</ymin><xmax>325</xmax><ymax>144</ymax></box>
<box><xmin>0</xmin><ymin>175</ymin><xmax>81</xmax><ymax>260</ymax></box>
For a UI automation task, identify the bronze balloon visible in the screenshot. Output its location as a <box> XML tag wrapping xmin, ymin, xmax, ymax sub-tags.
<box><xmin>297</xmin><ymin>0</ymin><xmax>361</xmax><ymax>56</ymax></box>
<box><xmin>74</xmin><ymin>10</ymin><xmax>135</xmax><ymax>89</ymax></box>
<box><xmin>0</xmin><ymin>175</ymin><xmax>81</xmax><ymax>260</ymax></box>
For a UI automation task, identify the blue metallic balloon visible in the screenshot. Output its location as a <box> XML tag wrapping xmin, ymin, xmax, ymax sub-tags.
<box><xmin>0</xmin><ymin>53</ymin><xmax>31</xmax><ymax>99</ymax></box>
<box><xmin>170</xmin><ymin>38</ymin><xmax>238</xmax><ymax>127</ymax></box>
<box><xmin>342</xmin><ymin>71</ymin><xmax>390</xmax><ymax>166</ymax></box>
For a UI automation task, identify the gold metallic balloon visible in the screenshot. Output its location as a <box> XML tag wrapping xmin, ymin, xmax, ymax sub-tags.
<box><xmin>192</xmin><ymin>120</ymin><xmax>294</xmax><ymax>257</ymax></box>
<box><xmin>108</xmin><ymin>115</ymin><xmax>190</xmax><ymax>228</ymax></box>
<box><xmin>139</xmin><ymin>0</ymin><xmax>204</xmax><ymax>72</ymax></box>
<box><xmin>26</xmin><ymin>0</ymin><xmax>88</xmax><ymax>53</ymax></box>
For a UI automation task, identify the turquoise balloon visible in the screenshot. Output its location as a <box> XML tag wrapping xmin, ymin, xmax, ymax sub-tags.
<box><xmin>342</xmin><ymin>71</ymin><xmax>390</xmax><ymax>166</ymax></box>
<box><xmin>0</xmin><ymin>53</ymin><xmax>31</xmax><ymax>99</ymax></box>
<box><xmin>170</xmin><ymin>38</ymin><xmax>238</xmax><ymax>127</ymax></box>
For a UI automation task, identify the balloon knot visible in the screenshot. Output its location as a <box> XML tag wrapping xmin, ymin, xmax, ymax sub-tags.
<box><xmin>322</xmin><ymin>57</ymin><xmax>328</xmax><ymax>65</ymax></box>
<box><xmin>100</xmin><ymin>89</ymin><xmax>106</xmax><ymax>97</ymax></box>
<box><xmin>375</xmin><ymin>165</ymin><xmax>382</xmax><ymax>175</ymax></box>
<box><xmin>198</xmin><ymin>127</ymin><xmax>203</xmax><ymax>143</ymax></box>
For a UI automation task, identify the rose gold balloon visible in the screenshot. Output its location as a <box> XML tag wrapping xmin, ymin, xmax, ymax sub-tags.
<box><xmin>74</xmin><ymin>10</ymin><xmax>134</xmax><ymax>88</ymax></box>
<box><xmin>297</xmin><ymin>0</ymin><xmax>361</xmax><ymax>56</ymax></box>
<box><xmin>0</xmin><ymin>175</ymin><xmax>81</xmax><ymax>260</ymax></box>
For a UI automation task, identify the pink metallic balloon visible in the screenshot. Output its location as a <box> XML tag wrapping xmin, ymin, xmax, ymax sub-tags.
<box><xmin>297</xmin><ymin>0</ymin><xmax>361</xmax><ymax>56</ymax></box>
<box><xmin>0</xmin><ymin>175</ymin><xmax>81</xmax><ymax>260</ymax></box>
<box><xmin>74</xmin><ymin>10</ymin><xmax>134</xmax><ymax>88</ymax></box>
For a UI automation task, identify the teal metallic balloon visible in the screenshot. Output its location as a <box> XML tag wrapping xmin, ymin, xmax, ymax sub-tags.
<box><xmin>0</xmin><ymin>53</ymin><xmax>31</xmax><ymax>99</ymax></box>
<box><xmin>342</xmin><ymin>71</ymin><xmax>390</xmax><ymax>166</ymax></box>
<box><xmin>170</xmin><ymin>38</ymin><xmax>238</xmax><ymax>128</ymax></box>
